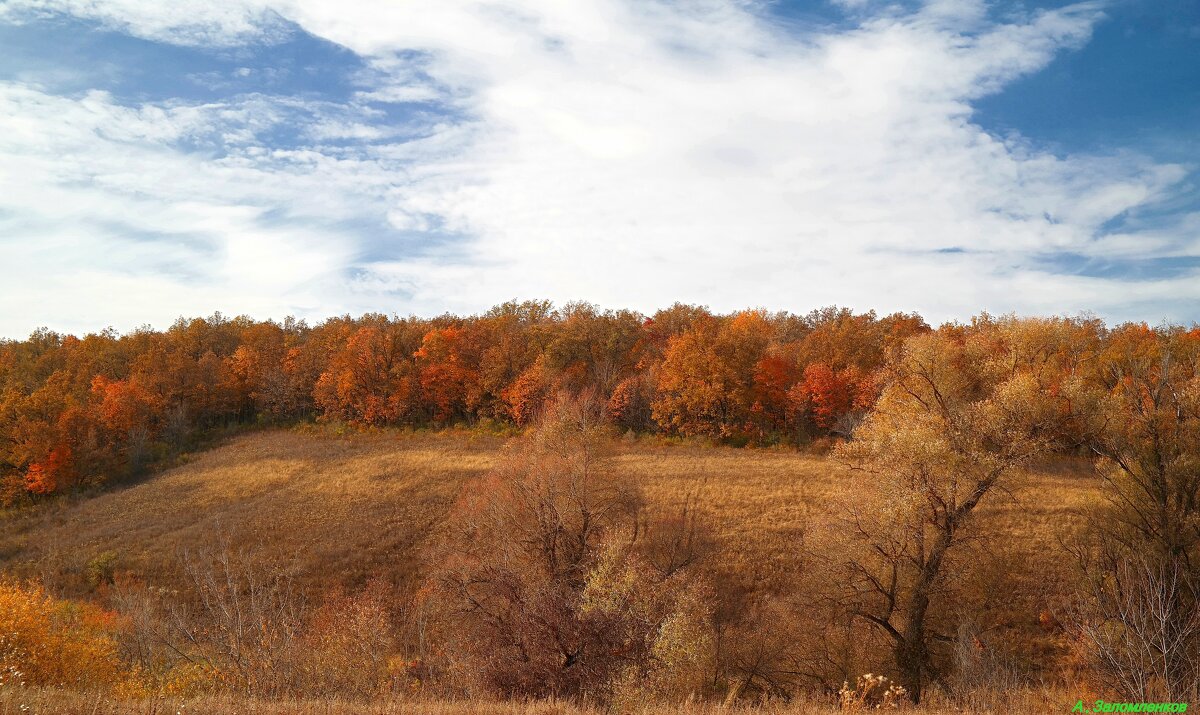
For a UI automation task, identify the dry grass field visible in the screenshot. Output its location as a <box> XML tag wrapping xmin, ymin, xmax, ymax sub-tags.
<box><xmin>0</xmin><ymin>427</ymin><xmax>1099</xmax><ymax>603</ymax></box>
<box><xmin>0</xmin><ymin>427</ymin><xmax>504</xmax><ymax>594</ymax></box>
<box><xmin>0</xmin><ymin>685</ymin><xmax>1073</xmax><ymax>715</ymax></box>
<box><xmin>0</xmin><ymin>427</ymin><xmax>1104</xmax><ymax>713</ymax></box>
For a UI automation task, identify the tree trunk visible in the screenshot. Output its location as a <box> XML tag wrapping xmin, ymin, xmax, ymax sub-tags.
<box><xmin>896</xmin><ymin>522</ymin><xmax>954</xmax><ymax>703</ymax></box>
<box><xmin>895</xmin><ymin>635</ymin><xmax>926</xmax><ymax>703</ymax></box>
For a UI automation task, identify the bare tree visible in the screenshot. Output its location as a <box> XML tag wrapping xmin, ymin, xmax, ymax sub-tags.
<box><xmin>167</xmin><ymin>545</ymin><xmax>307</xmax><ymax>697</ymax></box>
<box><xmin>1071</xmin><ymin>552</ymin><xmax>1200</xmax><ymax>701</ymax></box>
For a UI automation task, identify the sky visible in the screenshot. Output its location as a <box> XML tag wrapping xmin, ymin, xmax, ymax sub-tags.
<box><xmin>0</xmin><ymin>0</ymin><xmax>1197</xmax><ymax>337</ymax></box>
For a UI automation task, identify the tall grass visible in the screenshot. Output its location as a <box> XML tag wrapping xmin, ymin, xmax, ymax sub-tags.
<box><xmin>0</xmin><ymin>685</ymin><xmax>1076</xmax><ymax>714</ymax></box>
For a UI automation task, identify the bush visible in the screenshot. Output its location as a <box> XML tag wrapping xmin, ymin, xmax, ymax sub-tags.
<box><xmin>0</xmin><ymin>580</ymin><xmax>128</xmax><ymax>692</ymax></box>
<box><xmin>838</xmin><ymin>673</ymin><xmax>908</xmax><ymax>710</ymax></box>
<box><xmin>85</xmin><ymin>550</ymin><xmax>120</xmax><ymax>589</ymax></box>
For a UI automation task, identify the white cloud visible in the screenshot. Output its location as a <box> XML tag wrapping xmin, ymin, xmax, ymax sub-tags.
<box><xmin>0</xmin><ymin>0</ymin><xmax>1197</xmax><ymax>338</ymax></box>
<box><xmin>0</xmin><ymin>85</ymin><xmax>380</xmax><ymax>333</ymax></box>
<box><xmin>0</xmin><ymin>0</ymin><xmax>289</xmax><ymax>46</ymax></box>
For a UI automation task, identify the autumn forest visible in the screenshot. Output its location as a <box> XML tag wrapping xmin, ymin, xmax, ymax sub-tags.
<box><xmin>2</xmin><ymin>303</ymin><xmax>1198</xmax><ymax>713</ymax></box>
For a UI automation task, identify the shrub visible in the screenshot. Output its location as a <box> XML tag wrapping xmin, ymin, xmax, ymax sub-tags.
<box><xmin>0</xmin><ymin>580</ymin><xmax>127</xmax><ymax>691</ymax></box>
<box><xmin>838</xmin><ymin>673</ymin><xmax>908</xmax><ymax>710</ymax></box>
<box><xmin>85</xmin><ymin>550</ymin><xmax>120</xmax><ymax>589</ymax></box>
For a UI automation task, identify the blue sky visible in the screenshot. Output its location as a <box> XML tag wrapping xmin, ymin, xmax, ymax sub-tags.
<box><xmin>0</xmin><ymin>0</ymin><xmax>1197</xmax><ymax>337</ymax></box>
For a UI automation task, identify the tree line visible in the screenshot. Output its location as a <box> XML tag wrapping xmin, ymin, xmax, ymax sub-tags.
<box><xmin>0</xmin><ymin>302</ymin><xmax>927</xmax><ymax>503</ymax></box>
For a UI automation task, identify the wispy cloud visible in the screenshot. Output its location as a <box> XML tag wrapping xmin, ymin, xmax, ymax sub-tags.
<box><xmin>0</xmin><ymin>0</ymin><xmax>289</xmax><ymax>46</ymax></box>
<box><xmin>0</xmin><ymin>0</ymin><xmax>1196</xmax><ymax>337</ymax></box>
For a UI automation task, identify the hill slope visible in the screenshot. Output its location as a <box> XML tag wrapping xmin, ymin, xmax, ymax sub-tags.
<box><xmin>0</xmin><ymin>427</ymin><xmax>1101</xmax><ymax>651</ymax></box>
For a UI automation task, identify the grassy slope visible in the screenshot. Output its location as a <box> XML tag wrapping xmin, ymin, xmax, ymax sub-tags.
<box><xmin>0</xmin><ymin>426</ymin><xmax>1099</xmax><ymax>596</ymax></box>
<box><xmin>0</xmin><ymin>428</ymin><xmax>501</xmax><ymax>594</ymax></box>
<box><xmin>0</xmin><ymin>427</ymin><xmax>1102</xmax><ymax>695</ymax></box>
<box><xmin>2</xmin><ymin>429</ymin><xmax>867</xmax><ymax>593</ymax></box>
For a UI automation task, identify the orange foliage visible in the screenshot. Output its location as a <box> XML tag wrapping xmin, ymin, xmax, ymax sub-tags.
<box><xmin>652</xmin><ymin>312</ymin><xmax>772</xmax><ymax>439</ymax></box>
<box><xmin>23</xmin><ymin>446</ymin><xmax>69</xmax><ymax>496</ymax></box>
<box><xmin>502</xmin><ymin>357</ymin><xmax>550</xmax><ymax>427</ymax></box>
<box><xmin>414</xmin><ymin>327</ymin><xmax>479</xmax><ymax>423</ymax></box>
<box><xmin>793</xmin><ymin>362</ymin><xmax>873</xmax><ymax>431</ymax></box>
<box><xmin>607</xmin><ymin>371</ymin><xmax>656</xmax><ymax>432</ymax></box>
<box><xmin>314</xmin><ymin>324</ymin><xmax>418</xmax><ymax>425</ymax></box>
<box><xmin>751</xmin><ymin>353</ymin><xmax>799</xmax><ymax>432</ymax></box>
<box><xmin>0</xmin><ymin>580</ymin><xmax>127</xmax><ymax>691</ymax></box>
<box><xmin>91</xmin><ymin>376</ymin><xmax>161</xmax><ymax>436</ymax></box>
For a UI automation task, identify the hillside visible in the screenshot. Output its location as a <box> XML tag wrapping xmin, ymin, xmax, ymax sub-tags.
<box><xmin>0</xmin><ymin>428</ymin><xmax>500</xmax><ymax>595</ymax></box>
<box><xmin>0</xmin><ymin>427</ymin><xmax>1100</xmax><ymax>633</ymax></box>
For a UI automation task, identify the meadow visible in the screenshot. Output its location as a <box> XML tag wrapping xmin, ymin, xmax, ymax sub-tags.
<box><xmin>0</xmin><ymin>427</ymin><xmax>1097</xmax><ymax>618</ymax></box>
<box><xmin>0</xmin><ymin>685</ymin><xmax>1071</xmax><ymax>715</ymax></box>
<box><xmin>0</xmin><ymin>426</ymin><xmax>1102</xmax><ymax>712</ymax></box>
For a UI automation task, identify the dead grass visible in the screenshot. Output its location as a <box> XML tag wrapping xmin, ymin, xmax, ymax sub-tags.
<box><xmin>0</xmin><ymin>685</ymin><xmax>1076</xmax><ymax>714</ymax></box>
<box><xmin>619</xmin><ymin>445</ymin><xmax>825</xmax><ymax>600</ymax></box>
<box><xmin>0</xmin><ymin>429</ymin><xmax>1101</xmax><ymax>604</ymax></box>
<box><xmin>0</xmin><ymin>427</ymin><xmax>504</xmax><ymax>594</ymax></box>
<box><xmin>0</xmin><ymin>428</ymin><xmax>1104</xmax><ymax>705</ymax></box>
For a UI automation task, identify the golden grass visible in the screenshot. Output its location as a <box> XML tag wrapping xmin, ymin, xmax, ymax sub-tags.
<box><xmin>0</xmin><ymin>428</ymin><xmax>504</xmax><ymax>594</ymax></box>
<box><xmin>0</xmin><ymin>428</ymin><xmax>1105</xmax><ymax>713</ymax></box>
<box><xmin>0</xmin><ymin>685</ymin><xmax>1076</xmax><ymax>714</ymax></box>
<box><xmin>0</xmin><ymin>429</ymin><xmax>1102</xmax><ymax>608</ymax></box>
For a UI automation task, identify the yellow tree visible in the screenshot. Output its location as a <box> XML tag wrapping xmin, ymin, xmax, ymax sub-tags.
<box><xmin>835</xmin><ymin>326</ymin><xmax>1061</xmax><ymax>702</ymax></box>
<box><xmin>1067</xmin><ymin>324</ymin><xmax>1200</xmax><ymax>700</ymax></box>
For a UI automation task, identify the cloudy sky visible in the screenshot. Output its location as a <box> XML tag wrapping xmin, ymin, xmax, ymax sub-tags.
<box><xmin>0</xmin><ymin>0</ymin><xmax>1197</xmax><ymax>337</ymax></box>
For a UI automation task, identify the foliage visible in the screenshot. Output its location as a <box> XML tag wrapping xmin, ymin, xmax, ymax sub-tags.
<box><xmin>0</xmin><ymin>304</ymin><xmax>915</xmax><ymax>502</ymax></box>
<box><xmin>0</xmin><ymin>580</ymin><xmax>126</xmax><ymax>692</ymax></box>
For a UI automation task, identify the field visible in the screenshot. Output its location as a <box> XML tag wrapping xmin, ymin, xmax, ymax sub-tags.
<box><xmin>0</xmin><ymin>427</ymin><xmax>1103</xmax><ymax>712</ymax></box>
<box><xmin>0</xmin><ymin>427</ymin><xmax>505</xmax><ymax>595</ymax></box>
<box><xmin>0</xmin><ymin>427</ymin><xmax>1098</xmax><ymax>600</ymax></box>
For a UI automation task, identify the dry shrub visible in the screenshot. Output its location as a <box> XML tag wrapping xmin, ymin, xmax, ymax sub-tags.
<box><xmin>944</xmin><ymin>622</ymin><xmax>1025</xmax><ymax>704</ymax></box>
<box><xmin>0</xmin><ymin>580</ymin><xmax>128</xmax><ymax>692</ymax></box>
<box><xmin>1068</xmin><ymin>552</ymin><xmax>1200</xmax><ymax>702</ymax></box>
<box><xmin>173</xmin><ymin>546</ymin><xmax>307</xmax><ymax>697</ymax></box>
<box><xmin>93</xmin><ymin>546</ymin><xmax>310</xmax><ymax>698</ymax></box>
<box><xmin>805</xmin><ymin>436</ymin><xmax>838</xmax><ymax>456</ymax></box>
<box><xmin>110</xmin><ymin>549</ymin><xmax>411</xmax><ymax>700</ymax></box>
<box><xmin>720</xmin><ymin>598</ymin><xmax>814</xmax><ymax>701</ymax></box>
<box><xmin>587</xmin><ymin>543</ymin><xmax>716</xmax><ymax>709</ymax></box>
<box><xmin>428</xmin><ymin>393</ymin><xmax>716</xmax><ymax>704</ymax></box>
<box><xmin>299</xmin><ymin>577</ymin><xmax>399</xmax><ymax>697</ymax></box>
<box><xmin>837</xmin><ymin>673</ymin><xmax>908</xmax><ymax>710</ymax></box>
